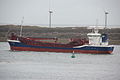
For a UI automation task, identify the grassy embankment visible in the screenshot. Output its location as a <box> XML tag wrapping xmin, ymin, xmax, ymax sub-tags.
<box><xmin>0</xmin><ymin>25</ymin><xmax>120</xmax><ymax>45</ymax></box>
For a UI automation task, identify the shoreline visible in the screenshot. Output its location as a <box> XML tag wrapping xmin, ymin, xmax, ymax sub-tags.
<box><xmin>0</xmin><ymin>25</ymin><xmax>120</xmax><ymax>45</ymax></box>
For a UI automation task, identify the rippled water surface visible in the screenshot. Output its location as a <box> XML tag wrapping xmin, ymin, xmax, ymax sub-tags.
<box><xmin>0</xmin><ymin>42</ymin><xmax>120</xmax><ymax>80</ymax></box>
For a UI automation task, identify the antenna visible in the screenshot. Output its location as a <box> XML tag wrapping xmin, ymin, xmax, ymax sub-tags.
<box><xmin>96</xmin><ymin>19</ymin><xmax>98</xmax><ymax>27</ymax></box>
<box><xmin>94</xmin><ymin>19</ymin><xmax>99</xmax><ymax>33</ymax></box>
<box><xmin>20</xmin><ymin>17</ymin><xmax>24</xmax><ymax>37</ymax></box>
<box><xmin>48</xmin><ymin>0</ymin><xmax>53</xmax><ymax>28</ymax></box>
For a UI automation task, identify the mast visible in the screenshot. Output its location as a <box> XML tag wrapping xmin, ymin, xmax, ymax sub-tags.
<box><xmin>20</xmin><ymin>17</ymin><xmax>24</xmax><ymax>37</ymax></box>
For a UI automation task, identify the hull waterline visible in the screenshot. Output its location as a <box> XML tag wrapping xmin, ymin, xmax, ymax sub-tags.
<box><xmin>8</xmin><ymin>41</ymin><xmax>114</xmax><ymax>54</ymax></box>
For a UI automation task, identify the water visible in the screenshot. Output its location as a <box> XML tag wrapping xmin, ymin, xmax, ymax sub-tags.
<box><xmin>0</xmin><ymin>42</ymin><xmax>120</xmax><ymax>80</ymax></box>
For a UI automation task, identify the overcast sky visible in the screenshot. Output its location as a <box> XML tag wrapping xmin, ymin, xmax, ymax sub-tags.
<box><xmin>0</xmin><ymin>0</ymin><xmax>120</xmax><ymax>26</ymax></box>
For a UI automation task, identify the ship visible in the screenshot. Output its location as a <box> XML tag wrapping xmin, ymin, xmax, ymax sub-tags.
<box><xmin>7</xmin><ymin>26</ymin><xmax>114</xmax><ymax>54</ymax></box>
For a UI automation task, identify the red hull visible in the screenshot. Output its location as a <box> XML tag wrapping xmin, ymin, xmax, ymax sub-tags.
<box><xmin>10</xmin><ymin>46</ymin><xmax>113</xmax><ymax>54</ymax></box>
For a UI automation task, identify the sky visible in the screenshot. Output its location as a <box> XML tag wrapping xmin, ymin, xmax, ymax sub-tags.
<box><xmin>0</xmin><ymin>0</ymin><xmax>120</xmax><ymax>27</ymax></box>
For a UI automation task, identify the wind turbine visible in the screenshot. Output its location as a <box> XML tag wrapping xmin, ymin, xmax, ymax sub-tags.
<box><xmin>49</xmin><ymin>10</ymin><xmax>53</xmax><ymax>28</ymax></box>
<box><xmin>104</xmin><ymin>11</ymin><xmax>109</xmax><ymax>28</ymax></box>
<box><xmin>49</xmin><ymin>0</ymin><xmax>53</xmax><ymax>28</ymax></box>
